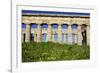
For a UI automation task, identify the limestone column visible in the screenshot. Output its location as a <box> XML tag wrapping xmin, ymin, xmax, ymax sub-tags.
<box><xmin>74</xmin><ymin>34</ymin><xmax>78</xmax><ymax>44</ymax></box>
<box><xmin>58</xmin><ymin>24</ymin><xmax>62</xmax><ymax>43</ymax></box>
<box><xmin>87</xmin><ymin>25</ymin><xmax>90</xmax><ymax>45</ymax></box>
<box><xmin>25</xmin><ymin>24</ymin><xmax>31</xmax><ymax>42</ymax></box>
<box><xmin>47</xmin><ymin>24</ymin><xmax>52</xmax><ymax>42</ymax></box>
<box><xmin>64</xmin><ymin>34</ymin><xmax>66</xmax><ymax>44</ymax></box>
<box><xmin>22</xmin><ymin>33</ymin><xmax>25</xmax><ymax>42</ymax></box>
<box><xmin>68</xmin><ymin>25</ymin><xmax>72</xmax><ymax>45</ymax></box>
<box><xmin>34</xmin><ymin>34</ymin><xmax>37</xmax><ymax>42</ymax></box>
<box><xmin>37</xmin><ymin>24</ymin><xmax>41</xmax><ymax>42</ymax></box>
<box><xmin>77</xmin><ymin>25</ymin><xmax>82</xmax><ymax>45</ymax></box>
<box><xmin>52</xmin><ymin>34</ymin><xmax>54</xmax><ymax>42</ymax></box>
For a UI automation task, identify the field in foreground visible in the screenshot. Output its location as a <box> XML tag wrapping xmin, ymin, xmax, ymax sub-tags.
<box><xmin>22</xmin><ymin>42</ymin><xmax>90</xmax><ymax>62</ymax></box>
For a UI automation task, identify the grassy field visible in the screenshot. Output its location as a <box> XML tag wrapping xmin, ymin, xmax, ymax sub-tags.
<box><xmin>22</xmin><ymin>42</ymin><xmax>90</xmax><ymax>62</ymax></box>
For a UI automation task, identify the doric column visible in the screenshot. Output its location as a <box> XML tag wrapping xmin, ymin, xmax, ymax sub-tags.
<box><xmin>74</xmin><ymin>34</ymin><xmax>78</xmax><ymax>44</ymax></box>
<box><xmin>37</xmin><ymin>24</ymin><xmax>41</xmax><ymax>42</ymax></box>
<box><xmin>34</xmin><ymin>33</ymin><xmax>37</xmax><ymax>42</ymax></box>
<box><xmin>87</xmin><ymin>25</ymin><xmax>90</xmax><ymax>45</ymax></box>
<box><xmin>25</xmin><ymin>24</ymin><xmax>31</xmax><ymax>42</ymax></box>
<box><xmin>52</xmin><ymin>34</ymin><xmax>54</xmax><ymax>42</ymax></box>
<box><xmin>47</xmin><ymin>24</ymin><xmax>52</xmax><ymax>42</ymax></box>
<box><xmin>64</xmin><ymin>34</ymin><xmax>66</xmax><ymax>44</ymax></box>
<box><xmin>58</xmin><ymin>24</ymin><xmax>62</xmax><ymax>43</ymax></box>
<box><xmin>68</xmin><ymin>25</ymin><xmax>72</xmax><ymax>44</ymax></box>
<box><xmin>77</xmin><ymin>25</ymin><xmax>82</xmax><ymax>45</ymax></box>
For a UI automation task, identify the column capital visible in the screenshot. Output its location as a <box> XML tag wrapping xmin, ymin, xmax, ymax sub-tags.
<box><xmin>77</xmin><ymin>25</ymin><xmax>82</xmax><ymax>32</ymax></box>
<box><xmin>25</xmin><ymin>22</ymin><xmax>31</xmax><ymax>25</ymax></box>
<box><xmin>58</xmin><ymin>24</ymin><xmax>62</xmax><ymax>26</ymax></box>
<box><xmin>87</xmin><ymin>25</ymin><xmax>90</xmax><ymax>27</ymax></box>
<box><xmin>78</xmin><ymin>25</ymin><xmax>81</xmax><ymax>27</ymax></box>
<box><xmin>68</xmin><ymin>25</ymin><xmax>72</xmax><ymax>29</ymax></box>
<box><xmin>58</xmin><ymin>24</ymin><xmax>62</xmax><ymax>30</ymax></box>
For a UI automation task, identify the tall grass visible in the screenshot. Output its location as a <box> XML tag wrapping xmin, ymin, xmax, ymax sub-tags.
<box><xmin>22</xmin><ymin>42</ymin><xmax>90</xmax><ymax>62</ymax></box>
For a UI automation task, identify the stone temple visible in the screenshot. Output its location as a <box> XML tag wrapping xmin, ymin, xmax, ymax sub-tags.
<box><xmin>21</xmin><ymin>10</ymin><xmax>90</xmax><ymax>45</ymax></box>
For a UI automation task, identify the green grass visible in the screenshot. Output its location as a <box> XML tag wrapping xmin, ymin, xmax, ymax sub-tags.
<box><xmin>22</xmin><ymin>42</ymin><xmax>90</xmax><ymax>62</ymax></box>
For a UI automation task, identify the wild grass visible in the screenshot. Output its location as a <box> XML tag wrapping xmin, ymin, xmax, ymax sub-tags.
<box><xmin>22</xmin><ymin>42</ymin><xmax>90</xmax><ymax>62</ymax></box>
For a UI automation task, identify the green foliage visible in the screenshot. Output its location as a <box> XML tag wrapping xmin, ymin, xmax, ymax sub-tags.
<box><xmin>22</xmin><ymin>42</ymin><xmax>90</xmax><ymax>62</ymax></box>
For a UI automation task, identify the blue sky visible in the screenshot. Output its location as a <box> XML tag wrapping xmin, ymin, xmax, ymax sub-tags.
<box><xmin>22</xmin><ymin>10</ymin><xmax>90</xmax><ymax>16</ymax></box>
